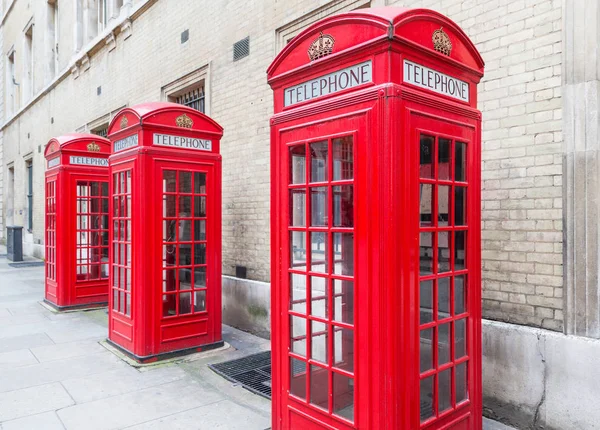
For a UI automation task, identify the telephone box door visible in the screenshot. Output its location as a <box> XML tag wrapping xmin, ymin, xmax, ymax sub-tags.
<box><xmin>411</xmin><ymin>111</ymin><xmax>481</xmax><ymax>430</ymax></box>
<box><xmin>273</xmin><ymin>113</ymin><xmax>372</xmax><ymax>430</ymax></box>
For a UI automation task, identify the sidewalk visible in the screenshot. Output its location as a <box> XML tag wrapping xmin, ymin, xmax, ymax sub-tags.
<box><xmin>0</xmin><ymin>248</ymin><xmax>515</xmax><ymax>429</ymax></box>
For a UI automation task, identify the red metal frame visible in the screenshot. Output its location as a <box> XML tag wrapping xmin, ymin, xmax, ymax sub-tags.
<box><xmin>44</xmin><ymin>134</ymin><xmax>111</xmax><ymax>311</ymax></box>
<box><xmin>268</xmin><ymin>7</ymin><xmax>484</xmax><ymax>429</ymax></box>
<box><xmin>106</xmin><ymin>102</ymin><xmax>224</xmax><ymax>362</ymax></box>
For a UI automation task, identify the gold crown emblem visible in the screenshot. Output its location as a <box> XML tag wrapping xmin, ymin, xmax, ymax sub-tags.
<box><xmin>87</xmin><ymin>142</ymin><xmax>101</xmax><ymax>152</ymax></box>
<box><xmin>176</xmin><ymin>114</ymin><xmax>194</xmax><ymax>128</ymax></box>
<box><xmin>48</xmin><ymin>142</ymin><xmax>58</xmax><ymax>153</ymax></box>
<box><xmin>432</xmin><ymin>27</ymin><xmax>452</xmax><ymax>56</ymax></box>
<box><xmin>120</xmin><ymin>116</ymin><xmax>128</xmax><ymax>129</ymax></box>
<box><xmin>308</xmin><ymin>32</ymin><xmax>335</xmax><ymax>61</ymax></box>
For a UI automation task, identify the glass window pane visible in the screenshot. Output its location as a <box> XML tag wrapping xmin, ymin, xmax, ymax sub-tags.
<box><xmin>290</xmin><ymin>316</ymin><xmax>307</xmax><ymax>357</ymax></box>
<box><xmin>310</xmin><ymin>276</ymin><xmax>327</xmax><ymax>319</ymax></box>
<box><xmin>290</xmin><ymin>231</ymin><xmax>307</xmax><ymax>271</ymax></box>
<box><xmin>194</xmin><ymin>172</ymin><xmax>207</xmax><ymax>194</ymax></box>
<box><xmin>420</xmin><ymin>280</ymin><xmax>433</xmax><ymax>325</ymax></box>
<box><xmin>438</xmin><ymin>277</ymin><xmax>451</xmax><ymax>320</ymax></box>
<box><xmin>420</xmin><ymin>328</ymin><xmax>434</xmax><ymax>373</ymax></box>
<box><xmin>333</xmin><ymin>185</ymin><xmax>353</xmax><ymax>227</ymax></box>
<box><xmin>455</xmin><ymin>231</ymin><xmax>466</xmax><ymax>270</ymax></box>
<box><xmin>290</xmin><ymin>358</ymin><xmax>307</xmax><ymax>400</ymax></box>
<box><xmin>194</xmin><ymin>290</ymin><xmax>206</xmax><ymax>312</ymax></box>
<box><xmin>178</xmin><ymin>244</ymin><xmax>192</xmax><ymax>266</ymax></box>
<box><xmin>310</xmin><ymin>141</ymin><xmax>328</xmax><ymax>183</ymax></box>
<box><xmin>333</xmin><ymin>279</ymin><xmax>354</xmax><ymax>325</ymax></box>
<box><xmin>289</xmin><ymin>190</ymin><xmax>306</xmax><ymax>227</ymax></box>
<box><xmin>420</xmin><ymin>184</ymin><xmax>433</xmax><ymax>227</ymax></box>
<box><xmin>455</xmin><ymin>275</ymin><xmax>467</xmax><ymax>315</ymax></box>
<box><xmin>163</xmin><ymin>269</ymin><xmax>176</xmax><ymax>292</ymax></box>
<box><xmin>438</xmin><ymin>138</ymin><xmax>451</xmax><ymax>181</ymax></box>
<box><xmin>193</xmin><ymin>267</ymin><xmax>206</xmax><ymax>288</ymax></box>
<box><xmin>310</xmin><ymin>364</ymin><xmax>329</xmax><ymax>410</ymax></box>
<box><xmin>311</xmin><ymin>320</ymin><xmax>328</xmax><ymax>364</ymax></box>
<box><xmin>438</xmin><ymin>185</ymin><xmax>450</xmax><ymax>226</ymax></box>
<box><xmin>290</xmin><ymin>273</ymin><xmax>307</xmax><ymax>314</ymax></box>
<box><xmin>438</xmin><ymin>231</ymin><xmax>450</xmax><ymax>273</ymax></box>
<box><xmin>455</xmin><ymin>187</ymin><xmax>467</xmax><ymax>226</ymax></box>
<box><xmin>420</xmin><ymin>232</ymin><xmax>433</xmax><ymax>276</ymax></box>
<box><xmin>194</xmin><ymin>196</ymin><xmax>206</xmax><ymax>217</ymax></box>
<box><xmin>310</xmin><ymin>232</ymin><xmax>327</xmax><ymax>273</ymax></box>
<box><xmin>456</xmin><ymin>362</ymin><xmax>468</xmax><ymax>404</ymax></box>
<box><xmin>164</xmin><ymin>195</ymin><xmax>176</xmax><ymax>218</ymax></box>
<box><xmin>179</xmin><ymin>292</ymin><xmax>192</xmax><ymax>314</ymax></box>
<box><xmin>179</xmin><ymin>172</ymin><xmax>192</xmax><ymax>193</ymax></box>
<box><xmin>333</xmin><ymin>233</ymin><xmax>354</xmax><ymax>276</ymax></box>
<box><xmin>194</xmin><ymin>244</ymin><xmax>206</xmax><ymax>265</ymax></box>
<box><xmin>438</xmin><ymin>368</ymin><xmax>452</xmax><ymax>413</ymax></box>
<box><xmin>163</xmin><ymin>170</ymin><xmax>177</xmax><ymax>192</ymax></box>
<box><xmin>333</xmin><ymin>136</ymin><xmax>353</xmax><ymax>181</ymax></box>
<box><xmin>420</xmin><ymin>376</ymin><xmax>434</xmax><ymax>423</ymax></box>
<box><xmin>420</xmin><ymin>135</ymin><xmax>434</xmax><ymax>179</ymax></box>
<box><xmin>455</xmin><ymin>142</ymin><xmax>467</xmax><ymax>182</ymax></box>
<box><xmin>333</xmin><ymin>327</ymin><xmax>354</xmax><ymax>373</ymax></box>
<box><xmin>179</xmin><ymin>196</ymin><xmax>191</xmax><ymax>217</ymax></box>
<box><xmin>438</xmin><ymin>323</ymin><xmax>451</xmax><ymax>365</ymax></box>
<box><xmin>332</xmin><ymin>372</ymin><xmax>354</xmax><ymax>422</ymax></box>
<box><xmin>456</xmin><ymin>318</ymin><xmax>467</xmax><ymax>359</ymax></box>
<box><xmin>290</xmin><ymin>145</ymin><xmax>306</xmax><ymax>185</ymax></box>
<box><xmin>194</xmin><ymin>220</ymin><xmax>206</xmax><ymax>241</ymax></box>
<box><xmin>163</xmin><ymin>294</ymin><xmax>176</xmax><ymax>317</ymax></box>
<box><xmin>310</xmin><ymin>187</ymin><xmax>327</xmax><ymax>226</ymax></box>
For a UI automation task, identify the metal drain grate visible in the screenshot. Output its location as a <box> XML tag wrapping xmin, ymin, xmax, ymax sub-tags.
<box><xmin>209</xmin><ymin>351</ymin><xmax>272</xmax><ymax>398</ymax></box>
<box><xmin>8</xmin><ymin>261</ymin><xmax>45</xmax><ymax>268</ymax></box>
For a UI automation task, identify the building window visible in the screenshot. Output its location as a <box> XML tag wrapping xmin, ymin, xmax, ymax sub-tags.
<box><xmin>7</xmin><ymin>166</ymin><xmax>15</xmax><ymax>225</ymax></box>
<box><xmin>162</xmin><ymin>65</ymin><xmax>210</xmax><ymax>115</ymax></box>
<box><xmin>47</xmin><ymin>0</ymin><xmax>59</xmax><ymax>80</ymax></box>
<box><xmin>26</xmin><ymin>160</ymin><xmax>33</xmax><ymax>232</ymax></box>
<box><xmin>98</xmin><ymin>0</ymin><xmax>107</xmax><ymax>32</ymax></box>
<box><xmin>6</xmin><ymin>50</ymin><xmax>16</xmax><ymax>116</ymax></box>
<box><xmin>23</xmin><ymin>23</ymin><xmax>34</xmax><ymax>103</ymax></box>
<box><xmin>91</xmin><ymin>123</ymin><xmax>108</xmax><ymax>137</ymax></box>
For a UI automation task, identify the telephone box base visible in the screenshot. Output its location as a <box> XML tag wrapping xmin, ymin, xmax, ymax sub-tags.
<box><xmin>106</xmin><ymin>339</ymin><xmax>226</xmax><ymax>364</ymax></box>
<box><xmin>42</xmin><ymin>299</ymin><xmax>108</xmax><ymax>313</ymax></box>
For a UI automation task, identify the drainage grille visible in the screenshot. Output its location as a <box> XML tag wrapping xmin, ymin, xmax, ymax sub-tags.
<box><xmin>209</xmin><ymin>351</ymin><xmax>272</xmax><ymax>398</ymax></box>
<box><xmin>8</xmin><ymin>261</ymin><xmax>45</xmax><ymax>268</ymax></box>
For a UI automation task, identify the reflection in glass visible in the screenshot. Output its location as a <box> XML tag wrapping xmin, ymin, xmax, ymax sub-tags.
<box><xmin>164</xmin><ymin>195</ymin><xmax>176</xmax><ymax>217</ymax></box>
<box><xmin>194</xmin><ymin>290</ymin><xmax>206</xmax><ymax>312</ymax></box>
<box><xmin>420</xmin><ymin>376</ymin><xmax>434</xmax><ymax>422</ymax></box>
<box><xmin>163</xmin><ymin>269</ymin><xmax>176</xmax><ymax>292</ymax></box>
<box><xmin>179</xmin><ymin>172</ymin><xmax>192</xmax><ymax>193</ymax></box>
<box><xmin>179</xmin><ymin>292</ymin><xmax>192</xmax><ymax>314</ymax></box>
<box><xmin>456</xmin><ymin>362</ymin><xmax>468</xmax><ymax>403</ymax></box>
<box><xmin>333</xmin><ymin>233</ymin><xmax>354</xmax><ymax>276</ymax></box>
<box><xmin>290</xmin><ymin>146</ymin><xmax>306</xmax><ymax>184</ymax></box>
<box><xmin>290</xmin><ymin>315</ymin><xmax>307</xmax><ymax>357</ymax></box>
<box><xmin>290</xmin><ymin>273</ymin><xmax>307</xmax><ymax>314</ymax></box>
<box><xmin>420</xmin><ymin>184</ymin><xmax>433</xmax><ymax>227</ymax></box>
<box><xmin>333</xmin><ymin>279</ymin><xmax>354</xmax><ymax>325</ymax></box>
<box><xmin>439</xmin><ymin>368</ymin><xmax>452</xmax><ymax>413</ymax></box>
<box><xmin>438</xmin><ymin>277</ymin><xmax>451</xmax><ymax>319</ymax></box>
<box><xmin>455</xmin><ymin>275</ymin><xmax>466</xmax><ymax>315</ymax></box>
<box><xmin>333</xmin><ymin>185</ymin><xmax>353</xmax><ymax>227</ymax></box>
<box><xmin>289</xmin><ymin>190</ymin><xmax>306</xmax><ymax>226</ymax></box>
<box><xmin>333</xmin><ymin>372</ymin><xmax>354</xmax><ymax>421</ymax></box>
<box><xmin>420</xmin><ymin>135</ymin><xmax>434</xmax><ymax>179</ymax></box>
<box><xmin>290</xmin><ymin>358</ymin><xmax>307</xmax><ymax>400</ymax></box>
<box><xmin>420</xmin><ymin>280</ymin><xmax>433</xmax><ymax>325</ymax></box>
<box><xmin>455</xmin><ymin>142</ymin><xmax>467</xmax><ymax>182</ymax></box>
<box><xmin>194</xmin><ymin>267</ymin><xmax>206</xmax><ymax>288</ymax></box>
<box><xmin>438</xmin><ymin>231</ymin><xmax>450</xmax><ymax>273</ymax></box>
<box><xmin>194</xmin><ymin>244</ymin><xmax>206</xmax><ymax>265</ymax></box>
<box><xmin>311</xmin><ymin>320</ymin><xmax>328</xmax><ymax>363</ymax></box>
<box><xmin>438</xmin><ymin>185</ymin><xmax>450</xmax><ymax>226</ymax></box>
<box><xmin>179</xmin><ymin>244</ymin><xmax>192</xmax><ymax>266</ymax></box>
<box><xmin>310</xmin><ymin>141</ymin><xmax>328</xmax><ymax>183</ymax></box>
<box><xmin>310</xmin><ymin>276</ymin><xmax>327</xmax><ymax>319</ymax></box>
<box><xmin>420</xmin><ymin>232</ymin><xmax>433</xmax><ymax>275</ymax></box>
<box><xmin>455</xmin><ymin>187</ymin><xmax>467</xmax><ymax>226</ymax></box>
<box><xmin>438</xmin><ymin>323</ymin><xmax>451</xmax><ymax>365</ymax></box>
<box><xmin>456</xmin><ymin>318</ymin><xmax>467</xmax><ymax>359</ymax></box>
<box><xmin>333</xmin><ymin>136</ymin><xmax>353</xmax><ymax>181</ymax></box>
<box><xmin>310</xmin><ymin>232</ymin><xmax>327</xmax><ymax>273</ymax></box>
<box><xmin>194</xmin><ymin>196</ymin><xmax>206</xmax><ymax>217</ymax></box>
<box><xmin>194</xmin><ymin>172</ymin><xmax>207</xmax><ymax>193</ymax></box>
<box><xmin>420</xmin><ymin>328</ymin><xmax>434</xmax><ymax>373</ymax></box>
<box><xmin>163</xmin><ymin>170</ymin><xmax>177</xmax><ymax>192</ymax></box>
<box><xmin>334</xmin><ymin>327</ymin><xmax>354</xmax><ymax>373</ymax></box>
<box><xmin>194</xmin><ymin>220</ymin><xmax>206</xmax><ymax>241</ymax></box>
<box><xmin>163</xmin><ymin>294</ymin><xmax>176</xmax><ymax>317</ymax></box>
<box><xmin>290</xmin><ymin>231</ymin><xmax>307</xmax><ymax>271</ymax></box>
<box><xmin>311</xmin><ymin>187</ymin><xmax>327</xmax><ymax>226</ymax></box>
<box><xmin>438</xmin><ymin>138</ymin><xmax>451</xmax><ymax>180</ymax></box>
<box><xmin>310</xmin><ymin>364</ymin><xmax>329</xmax><ymax>410</ymax></box>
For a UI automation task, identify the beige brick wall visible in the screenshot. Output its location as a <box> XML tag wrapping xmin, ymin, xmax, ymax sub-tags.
<box><xmin>0</xmin><ymin>0</ymin><xmax>564</xmax><ymax>330</ymax></box>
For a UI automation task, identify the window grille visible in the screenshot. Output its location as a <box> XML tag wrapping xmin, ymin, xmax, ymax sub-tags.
<box><xmin>176</xmin><ymin>86</ymin><xmax>205</xmax><ymax>113</ymax></box>
<box><xmin>91</xmin><ymin>126</ymin><xmax>108</xmax><ymax>138</ymax></box>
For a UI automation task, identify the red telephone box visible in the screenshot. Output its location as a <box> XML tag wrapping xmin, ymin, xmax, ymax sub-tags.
<box><xmin>268</xmin><ymin>7</ymin><xmax>484</xmax><ymax>430</ymax></box>
<box><xmin>106</xmin><ymin>102</ymin><xmax>224</xmax><ymax>362</ymax></box>
<box><xmin>44</xmin><ymin>134</ymin><xmax>111</xmax><ymax>311</ymax></box>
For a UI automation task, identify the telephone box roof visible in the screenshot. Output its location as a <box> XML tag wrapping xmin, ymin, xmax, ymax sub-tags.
<box><xmin>44</xmin><ymin>133</ymin><xmax>111</xmax><ymax>158</ymax></box>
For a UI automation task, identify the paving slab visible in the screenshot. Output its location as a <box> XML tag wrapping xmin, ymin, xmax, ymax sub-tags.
<box><xmin>0</xmin><ymin>411</ymin><xmax>66</xmax><ymax>430</ymax></box>
<box><xmin>125</xmin><ymin>399</ymin><xmax>270</xmax><ymax>430</ymax></box>
<box><xmin>30</xmin><ymin>339</ymin><xmax>106</xmax><ymax>363</ymax></box>
<box><xmin>0</xmin><ymin>348</ymin><xmax>39</xmax><ymax>370</ymax></box>
<box><xmin>58</xmin><ymin>379</ymin><xmax>224</xmax><ymax>430</ymax></box>
<box><xmin>0</xmin><ymin>382</ymin><xmax>74</xmax><ymax>422</ymax></box>
<box><xmin>0</xmin><ymin>332</ymin><xmax>54</xmax><ymax>354</ymax></box>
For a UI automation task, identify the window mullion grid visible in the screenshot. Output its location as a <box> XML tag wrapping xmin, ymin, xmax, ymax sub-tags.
<box><xmin>303</xmin><ymin>141</ymin><xmax>311</xmax><ymax>405</ymax></box>
<box><xmin>327</xmin><ymin>137</ymin><xmax>334</xmax><ymax>415</ymax></box>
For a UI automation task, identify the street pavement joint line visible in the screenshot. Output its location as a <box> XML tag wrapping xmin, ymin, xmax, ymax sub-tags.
<box><xmin>119</xmin><ymin>398</ymin><xmax>227</xmax><ymax>429</ymax></box>
<box><xmin>0</xmin><ymin>409</ymin><xmax>67</xmax><ymax>430</ymax></box>
<box><xmin>58</xmin><ymin>381</ymin><xmax>78</xmax><ymax>406</ymax></box>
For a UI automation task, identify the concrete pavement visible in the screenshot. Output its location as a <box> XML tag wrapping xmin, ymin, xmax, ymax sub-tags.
<box><xmin>0</xmin><ymin>247</ymin><xmax>515</xmax><ymax>429</ymax></box>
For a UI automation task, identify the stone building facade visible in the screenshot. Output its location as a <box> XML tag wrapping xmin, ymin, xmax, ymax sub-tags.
<box><xmin>0</xmin><ymin>0</ymin><xmax>599</xmax><ymax>428</ymax></box>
